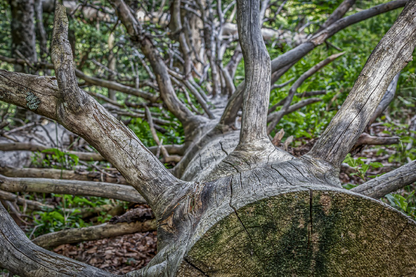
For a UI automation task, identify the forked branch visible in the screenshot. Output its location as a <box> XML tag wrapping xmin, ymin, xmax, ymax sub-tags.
<box><xmin>0</xmin><ymin>5</ymin><xmax>186</xmax><ymax>216</ymax></box>
<box><xmin>0</xmin><ymin>202</ymin><xmax>113</xmax><ymax>276</ymax></box>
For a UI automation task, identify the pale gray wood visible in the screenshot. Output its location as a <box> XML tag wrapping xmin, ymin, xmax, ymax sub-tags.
<box><xmin>236</xmin><ymin>0</ymin><xmax>271</xmax><ymax>145</ymax></box>
<box><xmin>110</xmin><ymin>0</ymin><xmax>207</xmax><ymax>132</ymax></box>
<box><xmin>0</xmin><ymin>1</ymin><xmax>416</xmax><ymax>276</ymax></box>
<box><xmin>0</xmin><ymin>174</ymin><xmax>145</xmax><ymax>203</ymax></box>
<box><xmin>309</xmin><ymin>1</ymin><xmax>416</xmax><ymax>168</ymax></box>
<box><xmin>352</xmin><ymin>160</ymin><xmax>416</xmax><ymax>199</ymax></box>
<box><xmin>0</xmin><ymin>6</ymin><xmax>186</xmax><ymax>215</ymax></box>
<box><xmin>0</xmin><ymin>202</ymin><xmax>115</xmax><ymax>277</ymax></box>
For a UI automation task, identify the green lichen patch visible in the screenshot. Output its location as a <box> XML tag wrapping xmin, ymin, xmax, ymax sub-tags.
<box><xmin>180</xmin><ymin>190</ymin><xmax>416</xmax><ymax>276</ymax></box>
<box><xmin>26</xmin><ymin>91</ymin><xmax>41</xmax><ymax>110</ymax></box>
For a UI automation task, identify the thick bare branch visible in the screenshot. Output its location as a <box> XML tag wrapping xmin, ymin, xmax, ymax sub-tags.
<box><xmin>270</xmin><ymin>0</ymin><xmax>408</xmax><ymax>74</ymax></box>
<box><xmin>320</xmin><ymin>0</ymin><xmax>356</xmax><ymax>30</ymax></box>
<box><xmin>0</xmin><ymin>5</ymin><xmax>187</xmax><ymax>215</ymax></box>
<box><xmin>367</xmin><ymin>72</ymin><xmax>400</xmax><ymax>128</ymax></box>
<box><xmin>110</xmin><ymin>0</ymin><xmax>205</xmax><ymax>131</ymax></box>
<box><xmin>352</xmin><ymin>160</ymin><xmax>416</xmax><ymax>199</ymax></box>
<box><xmin>353</xmin><ymin>133</ymin><xmax>400</xmax><ymax>148</ymax></box>
<box><xmin>51</xmin><ymin>5</ymin><xmax>89</xmax><ymax>114</ymax></box>
<box><xmin>0</xmin><ymin>190</ymin><xmax>52</xmax><ymax>211</ymax></box>
<box><xmin>236</xmin><ymin>0</ymin><xmax>271</xmax><ymax>144</ymax></box>
<box><xmin>0</xmin><ymin>54</ymin><xmax>158</xmax><ymax>101</ymax></box>
<box><xmin>0</xmin><ymin>174</ymin><xmax>146</xmax><ymax>203</ymax></box>
<box><xmin>0</xmin><ymin>201</ymin><xmax>114</xmax><ymax>276</ymax></box>
<box><xmin>308</xmin><ymin>1</ymin><xmax>416</xmax><ymax>168</ymax></box>
<box><xmin>219</xmin><ymin>61</ymin><xmax>295</xmax><ymax>129</ymax></box>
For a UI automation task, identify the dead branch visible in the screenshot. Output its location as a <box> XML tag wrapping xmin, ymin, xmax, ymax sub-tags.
<box><xmin>0</xmin><ymin>201</ymin><xmax>113</xmax><ymax>276</ymax></box>
<box><xmin>267</xmin><ymin>53</ymin><xmax>344</xmax><ymax>134</ymax></box>
<box><xmin>352</xmin><ymin>160</ymin><xmax>416</xmax><ymax>199</ymax></box>
<box><xmin>33</xmin><ymin>219</ymin><xmax>157</xmax><ymax>249</ymax></box>
<box><xmin>308</xmin><ymin>1</ymin><xmax>416</xmax><ymax>168</ymax></box>
<box><xmin>0</xmin><ymin>174</ymin><xmax>145</xmax><ymax>203</ymax></box>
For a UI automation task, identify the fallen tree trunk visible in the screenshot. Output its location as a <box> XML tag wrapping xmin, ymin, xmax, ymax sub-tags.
<box><xmin>1</xmin><ymin>1</ymin><xmax>416</xmax><ymax>276</ymax></box>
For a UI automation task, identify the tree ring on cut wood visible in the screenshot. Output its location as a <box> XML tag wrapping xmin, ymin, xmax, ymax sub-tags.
<box><xmin>178</xmin><ymin>190</ymin><xmax>416</xmax><ymax>276</ymax></box>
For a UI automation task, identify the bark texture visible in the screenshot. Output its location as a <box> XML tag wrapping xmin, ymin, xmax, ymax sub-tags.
<box><xmin>309</xmin><ymin>0</ymin><xmax>416</xmax><ymax>168</ymax></box>
<box><xmin>9</xmin><ymin>0</ymin><xmax>37</xmax><ymax>73</ymax></box>
<box><xmin>180</xmin><ymin>189</ymin><xmax>416</xmax><ymax>276</ymax></box>
<box><xmin>0</xmin><ymin>1</ymin><xmax>416</xmax><ymax>276</ymax></box>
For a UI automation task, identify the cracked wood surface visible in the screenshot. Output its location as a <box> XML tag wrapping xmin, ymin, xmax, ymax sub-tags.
<box><xmin>179</xmin><ymin>189</ymin><xmax>416</xmax><ymax>276</ymax></box>
<box><xmin>0</xmin><ymin>174</ymin><xmax>145</xmax><ymax>203</ymax></box>
<box><xmin>1</xmin><ymin>1</ymin><xmax>416</xmax><ymax>276</ymax></box>
<box><xmin>236</xmin><ymin>0</ymin><xmax>271</xmax><ymax>145</ymax></box>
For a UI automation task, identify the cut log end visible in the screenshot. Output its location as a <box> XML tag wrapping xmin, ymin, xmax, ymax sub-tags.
<box><xmin>178</xmin><ymin>190</ymin><xmax>416</xmax><ymax>276</ymax></box>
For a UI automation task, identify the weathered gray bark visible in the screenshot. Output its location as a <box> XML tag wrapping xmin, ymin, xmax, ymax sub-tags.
<box><xmin>308</xmin><ymin>1</ymin><xmax>416</xmax><ymax>168</ymax></box>
<box><xmin>0</xmin><ymin>1</ymin><xmax>416</xmax><ymax>277</ymax></box>
<box><xmin>0</xmin><ymin>174</ymin><xmax>146</xmax><ymax>203</ymax></box>
<box><xmin>219</xmin><ymin>0</ymin><xmax>406</xmax><ymax>130</ymax></box>
<box><xmin>352</xmin><ymin>160</ymin><xmax>416</xmax><ymax>199</ymax></box>
<box><xmin>0</xmin><ymin>166</ymin><xmax>128</xmax><ymax>184</ymax></box>
<box><xmin>367</xmin><ymin>72</ymin><xmax>401</xmax><ymax>128</ymax></box>
<box><xmin>0</xmin><ymin>142</ymin><xmax>105</xmax><ymax>161</ymax></box>
<box><xmin>0</xmin><ymin>202</ymin><xmax>114</xmax><ymax>277</ymax></box>
<box><xmin>9</xmin><ymin>0</ymin><xmax>37</xmax><ymax>73</ymax></box>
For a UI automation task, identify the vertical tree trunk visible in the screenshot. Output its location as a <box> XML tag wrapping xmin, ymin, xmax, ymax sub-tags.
<box><xmin>9</xmin><ymin>0</ymin><xmax>38</xmax><ymax>121</ymax></box>
<box><xmin>9</xmin><ymin>0</ymin><xmax>37</xmax><ymax>73</ymax></box>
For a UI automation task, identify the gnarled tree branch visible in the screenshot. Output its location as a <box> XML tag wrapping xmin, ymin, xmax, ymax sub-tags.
<box><xmin>110</xmin><ymin>0</ymin><xmax>207</xmax><ymax>133</ymax></box>
<box><xmin>0</xmin><ymin>4</ymin><xmax>186</xmax><ymax>216</ymax></box>
<box><xmin>236</xmin><ymin>0</ymin><xmax>270</xmax><ymax>145</ymax></box>
<box><xmin>308</xmin><ymin>1</ymin><xmax>416</xmax><ymax>168</ymax></box>
<box><xmin>0</xmin><ymin>201</ymin><xmax>114</xmax><ymax>276</ymax></box>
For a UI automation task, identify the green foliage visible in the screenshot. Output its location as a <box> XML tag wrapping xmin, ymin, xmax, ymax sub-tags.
<box><xmin>343</xmin><ymin>153</ymin><xmax>384</xmax><ymax>182</ymax></box>
<box><xmin>378</xmin><ymin>122</ymin><xmax>416</xmax><ymax>163</ymax></box>
<box><xmin>385</xmin><ymin>189</ymin><xmax>416</xmax><ymax>220</ymax></box>
<box><xmin>30</xmin><ymin>148</ymin><xmax>79</xmax><ymax>170</ymax></box>
<box><xmin>262</xmin><ymin>0</ymin><xmax>412</xmax><ymax>140</ymax></box>
<box><xmin>30</xmin><ymin>194</ymin><xmax>113</xmax><ymax>238</ymax></box>
<box><xmin>128</xmin><ymin>117</ymin><xmax>184</xmax><ymax>147</ymax></box>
